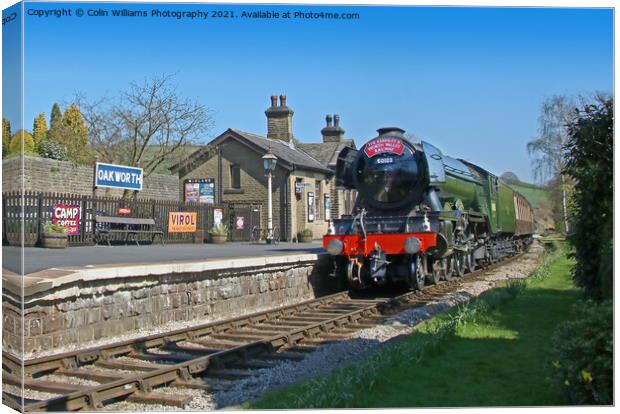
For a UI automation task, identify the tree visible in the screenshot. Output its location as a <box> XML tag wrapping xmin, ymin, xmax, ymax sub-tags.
<box><xmin>9</xmin><ymin>130</ymin><xmax>36</xmax><ymax>155</ymax></box>
<box><xmin>563</xmin><ymin>97</ymin><xmax>613</xmax><ymax>299</ymax></box>
<box><xmin>60</xmin><ymin>104</ymin><xmax>91</xmax><ymax>163</ymax></box>
<box><xmin>82</xmin><ymin>74</ymin><xmax>214</xmax><ymax>179</ymax></box>
<box><xmin>47</xmin><ymin>103</ymin><xmax>63</xmax><ymax>143</ymax></box>
<box><xmin>500</xmin><ymin>171</ymin><xmax>520</xmax><ymax>184</ymax></box>
<box><xmin>38</xmin><ymin>138</ymin><xmax>68</xmax><ymax>160</ymax></box>
<box><xmin>33</xmin><ymin>112</ymin><xmax>47</xmax><ymax>149</ymax></box>
<box><xmin>2</xmin><ymin>117</ymin><xmax>11</xmax><ymax>157</ymax></box>
<box><xmin>527</xmin><ymin>95</ymin><xmax>577</xmax><ymax>234</ymax></box>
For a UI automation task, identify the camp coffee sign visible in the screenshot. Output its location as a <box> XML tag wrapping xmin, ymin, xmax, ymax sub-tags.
<box><xmin>53</xmin><ymin>204</ymin><xmax>80</xmax><ymax>235</ymax></box>
<box><xmin>168</xmin><ymin>212</ymin><xmax>197</xmax><ymax>233</ymax></box>
<box><xmin>95</xmin><ymin>162</ymin><xmax>144</xmax><ymax>191</ymax></box>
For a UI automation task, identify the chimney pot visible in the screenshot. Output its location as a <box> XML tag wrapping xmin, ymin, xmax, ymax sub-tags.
<box><xmin>266</xmin><ymin>95</ymin><xmax>294</xmax><ymax>143</ymax></box>
<box><xmin>321</xmin><ymin>114</ymin><xmax>345</xmax><ymax>143</ymax></box>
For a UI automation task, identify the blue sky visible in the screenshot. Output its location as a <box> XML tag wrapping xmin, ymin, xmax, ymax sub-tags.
<box><xmin>2</xmin><ymin>1</ymin><xmax>614</xmax><ymax>182</ymax></box>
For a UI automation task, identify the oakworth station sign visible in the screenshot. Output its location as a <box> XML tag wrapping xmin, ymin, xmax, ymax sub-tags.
<box><xmin>94</xmin><ymin>162</ymin><xmax>144</xmax><ymax>191</ymax></box>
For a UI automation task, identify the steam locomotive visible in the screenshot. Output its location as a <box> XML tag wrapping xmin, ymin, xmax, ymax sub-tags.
<box><xmin>323</xmin><ymin>127</ymin><xmax>534</xmax><ymax>290</ymax></box>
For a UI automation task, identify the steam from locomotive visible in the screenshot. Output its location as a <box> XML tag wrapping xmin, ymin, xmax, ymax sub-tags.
<box><xmin>323</xmin><ymin>127</ymin><xmax>534</xmax><ymax>290</ymax></box>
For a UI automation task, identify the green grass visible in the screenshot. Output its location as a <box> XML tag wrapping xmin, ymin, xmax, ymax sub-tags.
<box><xmin>246</xmin><ymin>251</ymin><xmax>579</xmax><ymax>409</ymax></box>
<box><xmin>540</xmin><ymin>236</ymin><xmax>566</xmax><ymax>242</ymax></box>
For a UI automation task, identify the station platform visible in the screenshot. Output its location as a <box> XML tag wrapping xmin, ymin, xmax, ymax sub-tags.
<box><xmin>1</xmin><ymin>242</ymin><xmax>336</xmax><ymax>358</ymax></box>
<box><xmin>2</xmin><ymin>241</ymin><xmax>324</xmax><ymax>275</ymax></box>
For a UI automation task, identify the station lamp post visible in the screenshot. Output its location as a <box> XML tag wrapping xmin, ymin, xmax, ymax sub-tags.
<box><xmin>262</xmin><ymin>151</ymin><xmax>278</xmax><ymax>244</ymax></box>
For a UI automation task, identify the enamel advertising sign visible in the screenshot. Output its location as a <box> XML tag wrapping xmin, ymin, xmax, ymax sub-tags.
<box><xmin>95</xmin><ymin>162</ymin><xmax>143</xmax><ymax>191</ymax></box>
<box><xmin>53</xmin><ymin>204</ymin><xmax>80</xmax><ymax>235</ymax></box>
<box><xmin>363</xmin><ymin>137</ymin><xmax>406</xmax><ymax>158</ymax></box>
<box><xmin>168</xmin><ymin>212</ymin><xmax>197</xmax><ymax>233</ymax></box>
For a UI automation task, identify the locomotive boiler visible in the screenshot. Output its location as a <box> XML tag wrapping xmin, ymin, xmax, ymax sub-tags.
<box><xmin>323</xmin><ymin>127</ymin><xmax>534</xmax><ymax>290</ymax></box>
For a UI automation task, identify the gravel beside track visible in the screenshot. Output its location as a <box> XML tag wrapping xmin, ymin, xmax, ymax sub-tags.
<box><xmin>101</xmin><ymin>244</ymin><xmax>542</xmax><ymax>411</ymax></box>
<box><xmin>4</xmin><ymin>383</ymin><xmax>61</xmax><ymax>402</ymax></box>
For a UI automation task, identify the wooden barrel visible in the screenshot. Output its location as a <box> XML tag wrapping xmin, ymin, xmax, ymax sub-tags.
<box><xmin>42</xmin><ymin>233</ymin><xmax>68</xmax><ymax>249</ymax></box>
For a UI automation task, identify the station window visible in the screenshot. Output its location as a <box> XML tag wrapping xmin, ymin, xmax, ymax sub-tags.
<box><xmin>315</xmin><ymin>180</ymin><xmax>321</xmax><ymax>220</ymax></box>
<box><xmin>230</xmin><ymin>164</ymin><xmax>241</xmax><ymax>189</ymax></box>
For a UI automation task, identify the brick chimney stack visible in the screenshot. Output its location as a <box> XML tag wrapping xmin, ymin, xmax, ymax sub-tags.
<box><xmin>265</xmin><ymin>95</ymin><xmax>294</xmax><ymax>143</ymax></box>
<box><xmin>321</xmin><ymin>113</ymin><xmax>345</xmax><ymax>143</ymax></box>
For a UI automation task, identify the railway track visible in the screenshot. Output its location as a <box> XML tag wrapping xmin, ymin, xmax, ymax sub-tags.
<box><xmin>2</xmin><ymin>251</ymin><xmax>527</xmax><ymax>411</ymax></box>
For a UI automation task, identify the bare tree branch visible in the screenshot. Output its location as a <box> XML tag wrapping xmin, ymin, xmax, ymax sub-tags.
<box><xmin>80</xmin><ymin>75</ymin><xmax>214</xmax><ymax>177</ymax></box>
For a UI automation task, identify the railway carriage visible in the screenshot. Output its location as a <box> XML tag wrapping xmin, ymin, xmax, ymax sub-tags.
<box><xmin>323</xmin><ymin>127</ymin><xmax>534</xmax><ymax>290</ymax></box>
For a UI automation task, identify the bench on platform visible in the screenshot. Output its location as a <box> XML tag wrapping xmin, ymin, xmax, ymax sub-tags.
<box><xmin>95</xmin><ymin>216</ymin><xmax>164</xmax><ymax>246</ymax></box>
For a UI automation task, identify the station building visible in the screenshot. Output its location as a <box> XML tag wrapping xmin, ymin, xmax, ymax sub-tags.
<box><xmin>170</xmin><ymin>96</ymin><xmax>357</xmax><ymax>241</ymax></box>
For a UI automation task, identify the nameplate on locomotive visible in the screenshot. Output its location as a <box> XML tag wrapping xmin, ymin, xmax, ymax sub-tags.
<box><xmin>364</xmin><ymin>137</ymin><xmax>406</xmax><ymax>158</ymax></box>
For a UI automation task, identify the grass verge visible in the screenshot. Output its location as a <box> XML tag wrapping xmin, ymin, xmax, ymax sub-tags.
<box><xmin>246</xmin><ymin>247</ymin><xmax>578</xmax><ymax>408</ymax></box>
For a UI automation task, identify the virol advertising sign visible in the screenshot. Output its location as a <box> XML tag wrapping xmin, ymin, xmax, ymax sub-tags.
<box><xmin>168</xmin><ymin>212</ymin><xmax>197</xmax><ymax>233</ymax></box>
<box><xmin>95</xmin><ymin>162</ymin><xmax>143</xmax><ymax>191</ymax></box>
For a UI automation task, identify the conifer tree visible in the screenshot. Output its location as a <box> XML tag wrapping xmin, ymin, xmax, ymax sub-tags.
<box><xmin>9</xmin><ymin>130</ymin><xmax>36</xmax><ymax>155</ymax></box>
<box><xmin>60</xmin><ymin>104</ymin><xmax>91</xmax><ymax>163</ymax></box>
<box><xmin>33</xmin><ymin>112</ymin><xmax>47</xmax><ymax>149</ymax></box>
<box><xmin>47</xmin><ymin>103</ymin><xmax>63</xmax><ymax>143</ymax></box>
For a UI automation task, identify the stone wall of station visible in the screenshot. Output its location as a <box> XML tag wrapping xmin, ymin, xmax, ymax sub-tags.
<box><xmin>2</xmin><ymin>255</ymin><xmax>335</xmax><ymax>357</ymax></box>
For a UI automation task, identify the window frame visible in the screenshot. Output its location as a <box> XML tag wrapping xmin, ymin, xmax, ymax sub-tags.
<box><xmin>230</xmin><ymin>164</ymin><xmax>241</xmax><ymax>189</ymax></box>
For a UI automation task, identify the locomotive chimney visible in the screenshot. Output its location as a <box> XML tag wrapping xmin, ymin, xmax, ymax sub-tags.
<box><xmin>265</xmin><ymin>94</ymin><xmax>294</xmax><ymax>143</ymax></box>
<box><xmin>377</xmin><ymin>127</ymin><xmax>406</xmax><ymax>138</ymax></box>
<box><xmin>322</xmin><ymin>113</ymin><xmax>345</xmax><ymax>143</ymax></box>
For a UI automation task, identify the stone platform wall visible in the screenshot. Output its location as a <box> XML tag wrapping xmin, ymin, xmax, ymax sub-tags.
<box><xmin>2</xmin><ymin>255</ymin><xmax>335</xmax><ymax>358</ymax></box>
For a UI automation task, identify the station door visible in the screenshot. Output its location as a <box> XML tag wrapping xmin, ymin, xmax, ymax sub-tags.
<box><xmin>228</xmin><ymin>204</ymin><xmax>261</xmax><ymax>241</ymax></box>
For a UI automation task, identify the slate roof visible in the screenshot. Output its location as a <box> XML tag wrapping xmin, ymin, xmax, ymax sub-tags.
<box><xmin>298</xmin><ymin>139</ymin><xmax>356</xmax><ymax>168</ymax></box>
<box><xmin>169</xmin><ymin>128</ymin><xmax>333</xmax><ymax>175</ymax></box>
<box><xmin>230</xmin><ymin>129</ymin><xmax>332</xmax><ymax>174</ymax></box>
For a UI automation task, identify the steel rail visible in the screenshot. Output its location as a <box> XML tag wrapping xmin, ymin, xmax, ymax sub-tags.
<box><xmin>22</xmin><ymin>297</ymin><xmax>388</xmax><ymax>411</ymax></box>
<box><xmin>3</xmin><ymin>290</ymin><xmax>353</xmax><ymax>378</ymax></box>
<box><xmin>7</xmin><ymin>250</ymin><xmax>530</xmax><ymax>411</ymax></box>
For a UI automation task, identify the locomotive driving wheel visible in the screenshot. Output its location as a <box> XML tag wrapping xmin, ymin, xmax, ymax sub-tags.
<box><xmin>408</xmin><ymin>255</ymin><xmax>425</xmax><ymax>290</ymax></box>
<box><xmin>452</xmin><ymin>250</ymin><xmax>466</xmax><ymax>277</ymax></box>
<box><xmin>443</xmin><ymin>257</ymin><xmax>453</xmax><ymax>281</ymax></box>
<box><xmin>465</xmin><ymin>248</ymin><xmax>476</xmax><ymax>273</ymax></box>
<box><xmin>487</xmin><ymin>243</ymin><xmax>497</xmax><ymax>265</ymax></box>
<box><xmin>427</xmin><ymin>257</ymin><xmax>445</xmax><ymax>284</ymax></box>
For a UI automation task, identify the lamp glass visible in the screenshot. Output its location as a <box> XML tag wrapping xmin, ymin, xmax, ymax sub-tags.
<box><xmin>262</xmin><ymin>153</ymin><xmax>277</xmax><ymax>172</ymax></box>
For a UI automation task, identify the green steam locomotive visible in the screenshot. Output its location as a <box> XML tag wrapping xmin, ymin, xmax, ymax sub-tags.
<box><xmin>323</xmin><ymin>127</ymin><xmax>534</xmax><ymax>290</ymax></box>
